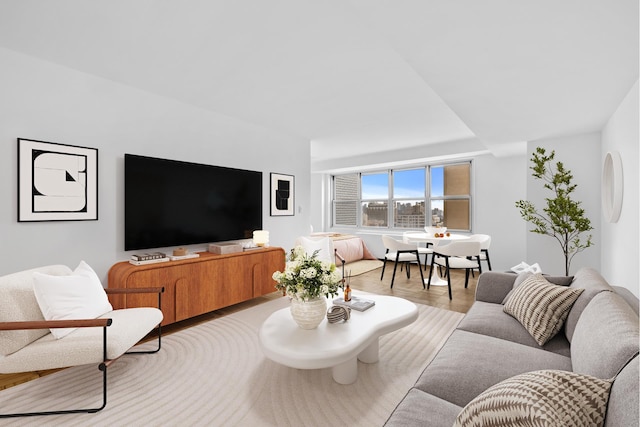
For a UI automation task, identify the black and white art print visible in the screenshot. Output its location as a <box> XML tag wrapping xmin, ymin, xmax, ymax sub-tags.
<box><xmin>18</xmin><ymin>138</ymin><xmax>98</xmax><ymax>221</ymax></box>
<box><xmin>270</xmin><ymin>172</ymin><xmax>294</xmax><ymax>216</ymax></box>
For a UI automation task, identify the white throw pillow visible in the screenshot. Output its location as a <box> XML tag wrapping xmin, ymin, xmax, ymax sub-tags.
<box><xmin>33</xmin><ymin>261</ymin><xmax>113</xmax><ymax>339</ymax></box>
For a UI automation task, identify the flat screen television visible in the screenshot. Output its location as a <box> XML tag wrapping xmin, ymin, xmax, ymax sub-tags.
<box><xmin>124</xmin><ymin>154</ymin><xmax>262</xmax><ymax>251</ymax></box>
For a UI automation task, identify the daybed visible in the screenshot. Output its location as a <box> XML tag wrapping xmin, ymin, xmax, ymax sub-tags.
<box><xmin>385</xmin><ymin>267</ymin><xmax>639</xmax><ymax>426</ymax></box>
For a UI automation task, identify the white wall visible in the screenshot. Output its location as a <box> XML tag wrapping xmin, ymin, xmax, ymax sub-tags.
<box><xmin>601</xmin><ymin>80</ymin><xmax>639</xmax><ymax>296</ymax></box>
<box><xmin>525</xmin><ymin>133</ymin><xmax>602</xmax><ymax>276</ymax></box>
<box><xmin>0</xmin><ymin>48</ymin><xmax>311</xmax><ymax>282</ymax></box>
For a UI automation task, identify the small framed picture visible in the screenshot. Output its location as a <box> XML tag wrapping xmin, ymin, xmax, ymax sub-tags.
<box><xmin>270</xmin><ymin>173</ymin><xmax>294</xmax><ymax>216</ymax></box>
<box><xmin>18</xmin><ymin>138</ymin><xmax>98</xmax><ymax>221</ymax></box>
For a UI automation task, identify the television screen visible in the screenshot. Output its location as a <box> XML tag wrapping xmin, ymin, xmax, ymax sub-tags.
<box><xmin>124</xmin><ymin>154</ymin><xmax>262</xmax><ymax>251</ymax></box>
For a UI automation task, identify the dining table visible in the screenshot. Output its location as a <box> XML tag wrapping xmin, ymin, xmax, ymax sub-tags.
<box><xmin>403</xmin><ymin>232</ymin><xmax>470</xmax><ymax>287</ymax></box>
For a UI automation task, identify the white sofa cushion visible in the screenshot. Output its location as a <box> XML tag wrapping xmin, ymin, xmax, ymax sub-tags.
<box><xmin>0</xmin><ymin>265</ymin><xmax>72</xmax><ymax>356</ymax></box>
<box><xmin>0</xmin><ymin>307</ymin><xmax>163</xmax><ymax>373</ymax></box>
<box><xmin>33</xmin><ymin>261</ymin><xmax>113</xmax><ymax>339</ymax></box>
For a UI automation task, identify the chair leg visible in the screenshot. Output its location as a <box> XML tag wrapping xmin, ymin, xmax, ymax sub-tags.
<box><xmin>427</xmin><ymin>256</ymin><xmax>435</xmax><ymax>290</ymax></box>
<box><xmin>390</xmin><ymin>255</ymin><xmax>401</xmax><ymax>289</ymax></box>
<box><xmin>416</xmin><ymin>252</ymin><xmax>425</xmax><ymax>289</ymax></box>
<box><xmin>0</xmin><ymin>327</ymin><xmax>111</xmax><ymax>418</ymax></box>
<box><xmin>126</xmin><ymin>324</ymin><xmax>162</xmax><ymax>355</ymax></box>
<box><xmin>380</xmin><ymin>259</ymin><xmax>387</xmax><ymax>280</ymax></box>
<box><xmin>484</xmin><ymin>250</ymin><xmax>492</xmax><ymax>271</ymax></box>
<box><xmin>445</xmin><ymin>258</ymin><xmax>452</xmax><ymax>300</ymax></box>
<box><xmin>465</xmin><ymin>269</ymin><xmax>469</xmax><ymax>288</ymax></box>
<box><xmin>406</xmin><ymin>262</ymin><xmax>411</xmax><ymax>278</ymax></box>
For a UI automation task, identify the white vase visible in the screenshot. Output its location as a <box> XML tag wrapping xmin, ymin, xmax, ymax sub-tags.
<box><xmin>290</xmin><ymin>297</ymin><xmax>327</xmax><ymax>329</ymax></box>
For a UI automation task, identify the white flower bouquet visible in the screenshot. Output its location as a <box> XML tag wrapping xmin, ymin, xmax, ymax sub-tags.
<box><xmin>272</xmin><ymin>245</ymin><xmax>342</xmax><ymax>301</ymax></box>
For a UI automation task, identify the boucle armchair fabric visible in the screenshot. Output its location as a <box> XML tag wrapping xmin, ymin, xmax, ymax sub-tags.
<box><xmin>0</xmin><ymin>265</ymin><xmax>163</xmax><ymax>374</ymax></box>
<box><xmin>0</xmin><ymin>307</ymin><xmax>163</xmax><ymax>373</ymax></box>
<box><xmin>0</xmin><ymin>265</ymin><xmax>72</xmax><ymax>355</ymax></box>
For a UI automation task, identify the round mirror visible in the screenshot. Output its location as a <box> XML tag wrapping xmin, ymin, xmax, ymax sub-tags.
<box><xmin>601</xmin><ymin>151</ymin><xmax>623</xmax><ymax>223</ymax></box>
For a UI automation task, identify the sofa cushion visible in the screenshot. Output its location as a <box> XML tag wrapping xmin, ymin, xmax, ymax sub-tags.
<box><xmin>454</xmin><ymin>370</ymin><xmax>612</xmax><ymax>427</ymax></box>
<box><xmin>414</xmin><ymin>330</ymin><xmax>572</xmax><ymax>407</ymax></box>
<box><xmin>564</xmin><ymin>268</ymin><xmax>615</xmax><ymax>342</ymax></box>
<box><xmin>474</xmin><ymin>272</ymin><xmax>518</xmax><ymax>304</ymax></box>
<box><xmin>0</xmin><ymin>265</ymin><xmax>72</xmax><ymax>356</ymax></box>
<box><xmin>384</xmin><ymin>388</ymin><xmax>461</xmax><ymax>427</ymax></box>
<box><xmin>503</xmin><ymin>273</ymin><xmax>583</xmax><ymax>346</ymax></box>
<box><xmin>457</xmin><ymin>301</ymin><xmax>570</xmax><ymax>356</ymax></box>
<box><xmin>571</xmin><ymin>291</ymin><xmax>639</xmax><ymax>379</ymax></box>
<box><xmin>33</xmin><ymin>261</ymin><xmax>113</xmax><ymax>339</ymax></box>
<box><xmin>605</xmin><ymin>356</ymin><xmax>639</xmax><ymax>427</ymax></box>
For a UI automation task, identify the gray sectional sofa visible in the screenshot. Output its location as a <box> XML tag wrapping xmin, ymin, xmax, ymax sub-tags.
<box><xmin>385</xmin><ymin>268</ymin><xmax>639</xmax><ymax>426</ymax></box>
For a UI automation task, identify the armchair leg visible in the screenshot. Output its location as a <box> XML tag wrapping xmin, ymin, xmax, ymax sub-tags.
<box><xmin>126</xmin><ymin>324</ymin><xmax>162</xmax><ymax>355</ymax></box>
<box><xmin>0</xmin><ymin>363</ymin><xmax>108</xmax><ymax>418</ymax></box>
<box><xmin>0</xmin><ymin>326</ymin><xmax>112</xmax><ymax>418</ymax></box>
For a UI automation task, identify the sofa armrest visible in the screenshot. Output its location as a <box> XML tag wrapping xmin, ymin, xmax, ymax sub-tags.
<box><xmin>475</xmin><ymin>272</ymin><xmax>517</xmax><ymax>303</ymax></box>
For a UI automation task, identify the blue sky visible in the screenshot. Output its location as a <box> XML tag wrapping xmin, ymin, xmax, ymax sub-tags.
<box><xmin>362</xmin><ymin>167</ymin><xmax>443</xmax><ymax>199</ymax></box>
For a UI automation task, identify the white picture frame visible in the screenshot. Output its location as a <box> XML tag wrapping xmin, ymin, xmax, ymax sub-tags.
<box><xmin>270</xmin><ymin>172</ymin><xmax>294</xmax><ymax>216</ymax></box>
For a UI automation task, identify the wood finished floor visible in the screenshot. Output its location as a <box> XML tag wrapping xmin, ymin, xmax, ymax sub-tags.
<box><xmin>0</xmin><ymin>262</ymin><xmax>477</xmax><ymax>390</ymax></box>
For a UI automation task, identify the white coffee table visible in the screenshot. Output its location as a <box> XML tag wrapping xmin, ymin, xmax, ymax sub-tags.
<box><xmin>259</xmin><ymin>294</ymin><xmax>418</xmax><ymax>384</ymax></box>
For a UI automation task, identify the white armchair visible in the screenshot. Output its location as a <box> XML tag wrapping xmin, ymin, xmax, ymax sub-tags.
<box><xmin>0</xmin><ymin>263</ymin><xmax>163</xmax><ymax>418</ymax></box>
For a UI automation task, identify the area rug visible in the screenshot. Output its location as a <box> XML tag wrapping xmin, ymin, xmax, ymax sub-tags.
<box><xmin>342</xmin><ymin>259</ymin><xmax>384</xmax><ymax>277</ymax></box>
<box><xmin>0</xmin><ymin>297</ymin><xmax>463</xmax><ymax>427</ymax></box>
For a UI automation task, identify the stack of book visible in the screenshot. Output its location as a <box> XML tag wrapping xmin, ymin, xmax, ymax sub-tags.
<box><xmin>129</xmin><ymin>252</ymin><xmax>170</xmax><ymax>266</ymax></box>
<box><xmin>332</xmin><ymin>295</ymin><xmax>376</xmax><ymax>312</ymax></box>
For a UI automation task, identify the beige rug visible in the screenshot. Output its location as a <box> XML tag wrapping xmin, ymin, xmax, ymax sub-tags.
<box><xmin>342</xmin><ymin>259</ymin><xmax>384</xmax><ymax>277</ymax></box>
<box><xmin>0</xmin><ymin>297</ymin><xmax>463</xmax><ymax>427</ymax></box>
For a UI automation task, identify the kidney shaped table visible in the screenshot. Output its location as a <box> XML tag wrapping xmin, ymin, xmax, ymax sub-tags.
<box><xmin>259</xmin><ymin>294</ymin><xmax>418</xmax><ymax>384</ymax></box>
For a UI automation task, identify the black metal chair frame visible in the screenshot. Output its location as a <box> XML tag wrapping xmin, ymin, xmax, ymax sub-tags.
<box><xmin>381</xmin><ymin>248</ymin><xmax>425</xmax><ymax>289</ymax></box>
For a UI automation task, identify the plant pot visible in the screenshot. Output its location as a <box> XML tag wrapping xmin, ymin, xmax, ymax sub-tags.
<box><xmin>290</xmin><ymin>297</ymin><xmax>327</xmax><ymax>329</ymax></box>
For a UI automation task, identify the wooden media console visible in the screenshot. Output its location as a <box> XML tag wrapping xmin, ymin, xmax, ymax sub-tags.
<box><xmin>108</xmin><ymin>247</ymin><xmax>285</xmax><ymax>325</ymax></box>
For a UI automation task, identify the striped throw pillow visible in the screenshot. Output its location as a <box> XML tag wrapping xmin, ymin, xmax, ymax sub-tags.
<box><xmin>503</xmin><ymin>273</ymin><xmax>583</xmax><ymax>346</ymax></box>
<box><xmin>454</xmin><ymin>370</ymin><xmax>612</xmax><ymax>427</ymax></box>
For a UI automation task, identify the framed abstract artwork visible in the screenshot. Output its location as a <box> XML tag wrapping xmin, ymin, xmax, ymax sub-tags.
<box><xmin>270</xmin><ymin>172</ymin><xmax>294</xmax><ymax>216</ymax></box>
<box><xmin>18</xmin><ymin>138</ymin><xmax>98</xmax><ymax>221</ymax></box>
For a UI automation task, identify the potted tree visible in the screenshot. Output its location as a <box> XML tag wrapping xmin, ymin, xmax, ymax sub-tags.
<box><xmin>516</xmin><ymin>147</ymin><xmax>593</xmax><ymax>275</ymax></box>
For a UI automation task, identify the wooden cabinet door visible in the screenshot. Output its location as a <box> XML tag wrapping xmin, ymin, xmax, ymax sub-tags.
<box><xmin>249</xmin><ymin>249</ymin><xmax>285</xmax><ymax>297</ymax></box>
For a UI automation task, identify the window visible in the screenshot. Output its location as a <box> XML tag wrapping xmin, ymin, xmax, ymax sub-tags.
<box><xmin>333</xmin><ymin>174</ymin><xmax>358</xmax><ymax>226</ymax></box>
<box><xmin>393</xmin><ymin>168</ymin><xmax>425</xmax><ymax>228</ymax></box>
<box><xmin>332</xmin><ymin>162</ymin><xmax>471</xmax><ymax>231</ymax></box>
<box><xmin>430</xmin><ymin>164</ymin><xmax>471</xmax><ymax>230</ymax></box>
<box><xmin>361</xmin><ymin>173</ymin><xmax>388</xmax><ymax>227</ymax></box>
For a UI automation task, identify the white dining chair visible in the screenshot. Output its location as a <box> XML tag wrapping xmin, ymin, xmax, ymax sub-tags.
<box><xmin>428</xmin><ymin>241</ymin><xmax>482</xmax><ymax>300</ymax></box>
<box><xmin>403</xmin><ymin>232</ymin><xmax>434</xmax><ymax>271</ymax></box>
<box><xmin>380</xmin><ymin>235</ymin><xmax>425</xmax><ymax>289</ymax></box>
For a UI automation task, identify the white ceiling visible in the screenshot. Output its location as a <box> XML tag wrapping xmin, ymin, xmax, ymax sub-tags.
<box><xmin>0</xmin><ymin>0</ymin><xmax>637</xmax><ymax>164</ymax></box>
